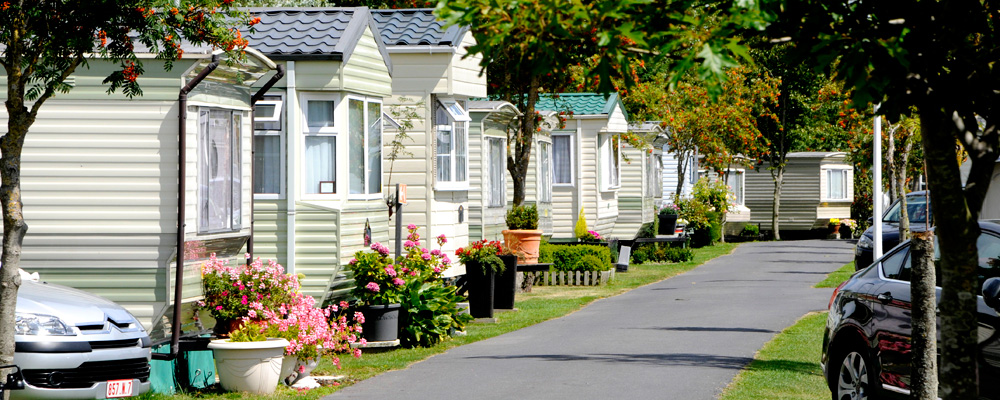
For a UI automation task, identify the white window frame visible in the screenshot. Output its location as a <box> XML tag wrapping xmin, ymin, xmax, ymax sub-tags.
<box><xmin>726</xmin><ymin>169</ymin><xmax>745</xmax><ymax>206</ymax></box>
<box><xmin>600</xmin><ymin>133</ymin><xmax>621</xmax><ymax>191</ymax></box>
<box><xmin>653</xmin><ymin>153</ymin><xmax>664</xmax><ymax>198</ymax></box>
<box><xmin>345</xmin><ymin>95</ymin><xmax>383</xmax><ymax>199</ymax></box>
<box><xmin>253</xmin><ymin>95</ymin><xmax>285</xmax><ymax>200</ymax></box>
<box><xmin>824</xmin><ymin>167</ymin><xmax>851</xmax><ymax>201</ymax></box>
<box><xmin>300</xmin><ymin>93</ymin><xmax>340</xmax><ymax>198</ymax></box>
<box><xmin>552</xmin><ymin>132</ymin><xmax>574</xmax><ymax>186</ymax></box>
<box><xmin>434</xmin><ymin>97</ymin><xmax>470</xmax><ymax>191</ymax></box>
<box><xmin>538</xmin><ymin>139</ymin><xmax>553</xmax><ymax>203</ymax></box>
<box><xmin>198</xmin><ymin>107</ymin><xmax>244</xmax><ymax>234</ymax></box>
<box><xmin>485</xmin><ymin>136</ymin><xmax>507</xmax><ymax>208</ymax></box>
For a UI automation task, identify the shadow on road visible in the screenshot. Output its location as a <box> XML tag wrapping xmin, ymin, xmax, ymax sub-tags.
<box><xmin>628</xmin><ymin>326</ymin><xmax>776</xmax><ymax>333</ymax></box>
<box><xmin>466</xmin><ymin>352</ymin><xmax>755</xmax><ymax>370</ymax></box>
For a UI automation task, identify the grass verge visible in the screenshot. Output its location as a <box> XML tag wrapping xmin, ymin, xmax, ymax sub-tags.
<box><xmin>718</xmin><ymin>312</ymin><xmax>830</xmax><ymax>400</ymax></box>
<box><xmin>815</xmin><ymin>261</ymin><xmax>855</xmax><ymax>288</ymax></box>
<box><xmin>139</xmin><ymin>242</ymin><xmax>739</xmax><ymax>400</ymax></box>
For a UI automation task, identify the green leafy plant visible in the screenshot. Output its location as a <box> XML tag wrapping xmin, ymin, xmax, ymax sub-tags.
<box><xmin>456</xmin><ymin>240</ymin><xmax>506</xmax><ymax>274</ymax></box>
<box><xmin>552</xmin><ymin>245</ymin><xmax>611</xmax><ymax>271</ymax></box>
<box><xmin>538</xmin><ymin>241</ymin><xmax>557</xmax><ymax>264</ymax></box>
<box><xmin>573</xmin><ymin>254</ymin><xmax>606</xmax><ymax>272</ymax></box>
<box><xmin>505</xmin><ymin>204</ymin><xmax>539</xmax><ymax>230</ymax></box>
<box><xmin>399</xmin><ymin>277</ymin><xmax>474</xmax><ymax>348</ymax></box>
<box><xmin>574</xmin><ymin>207</ymin><xmax>589</xmax><ymax>238</ymax></box>
<box><xmin>227</xmin><ymin>322</ymin><xmax>267</xmax><ymax>342</ymax></box>
<box><xmin>740</xmin><ymin>225</ymin><xmax>760</xmax><ymax>239</ymax></box>
<box><xmin>659</xmin><ymin>203</ymin><xmax>680</xmax><ymax>216</ymax></box>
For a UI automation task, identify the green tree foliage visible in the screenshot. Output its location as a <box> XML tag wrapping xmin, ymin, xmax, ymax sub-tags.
<box><xmin>0</xmin><ymin>0</ymin><xmax>255</xmax><ymax>373</ymax></box>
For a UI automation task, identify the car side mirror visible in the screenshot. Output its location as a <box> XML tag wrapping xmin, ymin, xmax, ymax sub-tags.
<box><xmin>983</xmin><ymin>277</ymin><xmax>1000</xmax><ymax>310</ymax></box>
<box><xmin>867</xmin><ymin>217</ymin><xmax>874</xmax><ymax>225</ymax></box>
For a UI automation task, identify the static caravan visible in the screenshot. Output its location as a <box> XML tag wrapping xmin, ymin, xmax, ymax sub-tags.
<box><xmin>745</xmin><ymin>152</ymin><xmax>854</xmax><ymax>232</ymax></box>
<box><xmin>697</xmin><ymin>157</ymin><xmax>753</xmax><ymax>234</ymax></box>
<box><xmin>0</xmin><ymin>45</ymin><xmax>281</xmax><ymax>341</ymax></box>
<box><xmin>372</xmin><ymin>9</ymin><xmax>485</xmax><ymax>271</ymax></box>
<box><xmin>467</xmin><ymin>101</ymin><xmax>519</xmax><ymax>242</ymax></box>
<box><xmin>612</xmin><ymin>122</ymin><xmax>668</xmax><ymax>238</ymax></box>
<box><xmin>661</xmin><ymin>129</ymin><xmax>697</xmax><ymax>202</ymax></box>
<box><xmin>243</xmin><ymin>8</ymin><xmax>393</xmax><ymax>302</ymax></box>
<box><xmin>535</xmin><ymin>93</ymin><xmax>628</xmax><ymax>240</ymax></box>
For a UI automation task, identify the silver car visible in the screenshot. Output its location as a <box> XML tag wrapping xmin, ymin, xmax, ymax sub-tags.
<box><xmin>12</xmin><ymin>278</ymin><xmax>151</xmax><ymax>399</ymax></box>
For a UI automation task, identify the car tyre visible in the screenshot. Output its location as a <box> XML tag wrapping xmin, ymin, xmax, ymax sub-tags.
<box><xmin>830</xmin><ymin>345</ymin><xmax>879</xmax><ymax>400</ymax></box>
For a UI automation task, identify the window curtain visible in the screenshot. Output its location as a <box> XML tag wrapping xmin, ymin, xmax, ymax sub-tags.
<box><xmin>305</xmin><ymin>136</ymin><xmax>335</xmax><ymax>194</ymax></box>
<box><xmin>727</xmin><ymin>171</ymin><xmax>744</xmax><ymax>205</ymax></box>
<box><xmin>200</xmin><ymin>109</ymin><xmax>236</xmax><ymax>232</ymax></box>
<box><xmin>539</xmin><ymin>142</ymin><xmax>552</xmax><ymax>202</ymax></box>
<box><xmin>349</xmin><ymin>99</ymin><xmax>365</xmax><ymax>194</ymax></box>
<box><xmin>456</xmin><ymin>121</ymin><xmax>467</xmax><ymax>182</ymax></box>
<box><xmin>307</xmin><ymin>100</ymin><xmax>335</xmax><ymax>128</ymax></box>
<box><xmin>553</xmin><ymin>135</ymin><xmax>571</xmax><ymax>184</ymax></box>
<box><xmin>829</xmin><ymin>170</ymin><xmax>846</xmax><ymax>199</ymax></box>
<box><xmin>488</xmin><ymin>138</ymin><xmax>505</xmax><ymax>207</ymax></box>
<box><xmin>253</xmin><ymin>135</ymin><xmax>280</xmax><ymax>194</ymax></box>
<box><xmin>437</xmin><ymin>128</ymin><xmax>452</xmax><ymax>182</ymax></box>
<box><xmin>231</xmin><ymin>112</ymin><xmax>242</xmax><ymax>229</ymax></box>
<box><xmin>367</xmin><ymin>102</ymin><xmax>382</xmax><ymax>194</ymax></box>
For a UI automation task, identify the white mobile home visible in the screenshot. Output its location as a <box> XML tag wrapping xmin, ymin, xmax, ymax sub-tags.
<box><xmin>0</xmin><ymin>45</ymin><xmax>280</xmax><ymax>341</ymax></box>
<box><xmin>243</xmin><ymin>8</ymin><xmax>393</xmax><ymax>301</ymax></box>
<box><xmin>612</xmin><ymin>122</ymin><xmax>667</xmax><ymax>238</ymax></box>
<box><xmin>745</xmin><ymin>152</ymin><xmax>854</xmax><ymax>231</ymax></box>
<box><xmin>467</xmin><ymin>100</ymin><xmax>519</xmax><ymax>241</ymax></box>
<box><xmin>535</xmin><ymin>93</ymin><xmax>628</xmax><ymax>240</ymax></box>
<box><xmin>372</xmin><ymin>9</ymin><xmax>485</xmax><ymax>268</ymax></box>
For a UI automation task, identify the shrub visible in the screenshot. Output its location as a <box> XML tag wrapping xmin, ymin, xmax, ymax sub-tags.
<box><xmin>574</xmin><ymin>207</ymin><xmax>589</xmax><ymax>239</ymax></box>
<box><xmin>630</xmin><ymin>245</ymin><xmax>649</xmax><ymax>265</ymax></box>
<box><xmin>573</xmin><ymin>254</ymin><xmax>606</xmax><ymax>271</ymax></box>
<box><xmin>740</xmin><ymin>224</ymin><xmax>760</xmax><ymax>238</ymax></box>
<box><xmin>538</xmin><ymin>241</ymin><xmax>557</xmax><ymax>263</ymax></box>
<box><xmin>399</xmin><ymin>278</ymin><xmax>473</xmax><ymax>348</ymax></box>
<box><xmin>505</xmin><ymin>204</ymin><xmax>538</xmax><ymax>230</ymax></box>
<box><xmin>552</xmin><ymin>244</ymin><xmax>611</xmax><ymax>271</ymax></box>
<box><xmin>664</xmin><ymin>247</ymin><xmax>694</xmax><ymax>262</ymax></box>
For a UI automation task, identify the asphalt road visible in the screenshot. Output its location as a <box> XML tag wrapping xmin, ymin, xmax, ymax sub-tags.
<box><xmin>325</xmin><ymin>239</ymin><xmax>856</xmax><ymax>400</ymax></box>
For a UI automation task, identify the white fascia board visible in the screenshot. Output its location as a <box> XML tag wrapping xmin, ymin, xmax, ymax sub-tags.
<box><xmin>386</xmin><ymin>45</ymin><xmax>457</xmax><ymax>54</ymax></box>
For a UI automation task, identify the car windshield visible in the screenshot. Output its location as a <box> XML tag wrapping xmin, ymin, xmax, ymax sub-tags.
<box><xmin>884</xmin><ymin>195</ymin><xmax>931</xmax><ymax>223</ymax></box>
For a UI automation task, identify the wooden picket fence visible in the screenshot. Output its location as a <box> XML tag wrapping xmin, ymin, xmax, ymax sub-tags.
<box><xmin>529</xmin><ymin>269</ymin><xmax>615</xmax><ymax>286</ymax></box>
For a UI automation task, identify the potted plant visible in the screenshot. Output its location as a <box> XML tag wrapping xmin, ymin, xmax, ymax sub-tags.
<box><xmin>456</xmin><ymin>240</ymin><xmax>505</xmax><ymax>318</ymax></box>
<box><xmin>503</xmin><ymin>204</ymin><xmax>542</xmax><ymax>264</ymax></box>
<box><xmin>208</xmin><ymin>322</ymin><xmax>290</xmax><ymax>395</ymax></box>
<box><xmin>200</xmin><ymin>255</ymin><xmax>296</xmax><ymax>336</ymax></box>
<box><xmin>829</xmin><ymin>218</ymin><xmax>842</xmax><ymax>237</ymax></box>
<box><xmin>350</xmin><ymin>242</ymin><xmax>406</xmax><ymax>342</ymax></box>
<box><xmin>493</xmin><ymin>244</ymin><xmax>519</xmax><ymax>310</ymax></box>
<box><xmin>658</xmin><ymin>203</ymin><xmax>680</xmax><ymax>235</ymax></box>
<box><xmin>578</xmin><ymin>230</ymin><xmax>603</xmax><ymax>243</ymax></box>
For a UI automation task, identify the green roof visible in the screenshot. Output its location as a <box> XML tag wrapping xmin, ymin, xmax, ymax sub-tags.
<box><xmin>534</xmin><ymin>92</ymin><xmax>626</xmax><ymax>119</ymax></box>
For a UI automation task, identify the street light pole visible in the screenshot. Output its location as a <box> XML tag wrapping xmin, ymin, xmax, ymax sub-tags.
<box><xmin>873</xmin><ymin>108</ymin><xmax>883</xmax><ymax>260</ymax></box>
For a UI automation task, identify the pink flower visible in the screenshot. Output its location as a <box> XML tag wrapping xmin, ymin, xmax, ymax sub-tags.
<box><xmin>404</xmin><ymin>240</ymin><xmax>416</xmax><ymax>248</ymax></box>
<box><xmin>393</xmin><ymin>278</ymin><xmax>405</xmax><ymax>286</ymax></box>
<box><xmin>241</xmin><ymin>295</ymin><xmax>248</xmax><ymax>305</ymax></box>
<box><xmin>422</xmin><ymin>253</ymin><xmax>432</xmax><ymax>261</ymax></box>
<box><xmin>216</xmin><ymin>305</ymin><xmax>223</xmax><ymax>311</ymax></box>
<box><xmin>366</xmin><ymin>282</ymin><xmax>380</xmax><ymax>293</ymax></box>
<box><xmin>384</xmin><ymin>266</ymin><xmax>397</xmax><ymax>277</ymax></box>
<box><xmin>407</xmin><ymin>224</ymin><xmax>417</xmax><ymax>230</ymax></box>
<box><xmin>437</xmin><ymin>234</ymin><xmax>447</xmax><ymax>246</ymax></box>
<box><xmin>433</xmin><ymin>266</ymin><xmax>441</xmax><ymax>273</ymax></box>
<box><xmin>431</xmin><ymin>249</ymin><xmax>442</xmax><ymax>256</ymax></box>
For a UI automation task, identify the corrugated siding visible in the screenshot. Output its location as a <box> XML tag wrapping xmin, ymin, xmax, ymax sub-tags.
<box><xmin>451</xmin><ymin>32</ymin><xmax>487</xmax><ymax>98</ymax></box>
<box><xmin>585</xmin><ymin>121</ymin><xmax>617</xmax><ymax>237</ymax></box>
<box><xmin>662</xmin><ymin>146</ymin><xmax>694</xmax><ymax>200</ymax></box>
<box><xmin>342</xmin><ymin>26</ymin><xmax>393</xmax><ymax>98</ymax></box>
<box><xmin>746</xmin><ymin>158</ymin><xmax>822</xmax><ymax>230</ymax></box>
<box><xmin>293</xmin><ymin>203</ymin><xmax>339</xmax><ymax>301</ymax></box>
<box><xmin>606</xmin><ymin>105</ymin><xmax>629</xmax><ymax>133</ymax></box>
<box><xmin>387</xmin><ymin>54</ymin><xmax>449</xmax><ymax>94</ymax></box>
<box><xmin>29</xmin><ymin>268</ymin><xmax>164</xmax><ymax>327</ymax></box>
<box><xmin>252</xmin><ymin>200</ymin><xmax>289</xmax><ymax>266</ymax></box>
<box><xmin>0</xmin><ymin>59</ymin><xmax>189</xmax><ymax>102</ymax></box>
<box><xmin>612</xmin><ymin>144</ymin><xmax>646</xmax><ymax>238</ymax></box>
<box><xmin>296</xmin><ymin>60</ymin><xmax>343</xmax><ymax>90</ymax></box>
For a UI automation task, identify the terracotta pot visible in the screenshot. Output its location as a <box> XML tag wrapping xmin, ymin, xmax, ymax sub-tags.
<box><xmin>502</xmin><ymin>229</ymin><xmax>543</xmax><ymax>264</ymax></box>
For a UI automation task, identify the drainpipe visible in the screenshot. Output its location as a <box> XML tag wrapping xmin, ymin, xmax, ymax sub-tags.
<box><xmin>172</xmin><ymin>55</ymin><xmax>220</xmax><ymax>358</ymax></box>
<box><xmin>247</xmin><ymin>64</ymin><xmax>286</xmax><ymax>264</ymax></box>
<box><xmin>285</xmin><ymin>61</ymin><xmax>297</xmax><ymax>275</ymax></box>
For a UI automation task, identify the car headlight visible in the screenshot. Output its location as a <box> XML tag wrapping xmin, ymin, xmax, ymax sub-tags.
<box><xmin>856</xmin><ymin>234</ymin><xmax>874</xmax><ymax>250</ymax></box>
<box><xmin>15</xmin><ymin>313</ymin><xmax>75</xmax><ymax>336</ymax></box>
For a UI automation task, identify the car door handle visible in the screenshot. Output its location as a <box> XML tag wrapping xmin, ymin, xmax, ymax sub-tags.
<box><xmin>877</xmin><ymin>292</ymin><xmax>893</xmax><ymax>304</ymax></box>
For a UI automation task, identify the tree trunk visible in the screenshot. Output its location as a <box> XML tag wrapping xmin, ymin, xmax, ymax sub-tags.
<box><xmin>770</xmin><ymin>165</ymin><xmax>783</xmax><ymax>240</ymax></box>
<box><xmin>0</xmin><ymin>105</ymin><xmax>30</xmax><ymax>385</ymax></box>
<box><xmin>675</xmin><ymin>151</ymin><xmax>686</xmax><ymax>199</ymax></box>
<box><xmin>508</xmin><ymin>76</ymin><xmax>540</xmax><ymax>207</ymax></box>
<box><xmin>921</xmin><ymin>110</ymin><xmax>980</xmax><ymax>400</ymax></box>
<box><xmin>910</xmin><ymin>230</ymin><xmax>938</xmax><ymax>400</ymax></box>
<box><xmin>888</xmin><ymin>129</ymin><xmax>898</xmax><ymax>204</ymax></box>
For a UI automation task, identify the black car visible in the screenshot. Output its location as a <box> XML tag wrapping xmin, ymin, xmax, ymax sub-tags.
<box><xmin>824</xmin><ymin>220</ymin><xmax>1000</xmax><ymax>399</ymax></box>
<box><xmin>854</xmin><ymin>191</ymin><xmax>932</xmax><ymax>270</ymax></box>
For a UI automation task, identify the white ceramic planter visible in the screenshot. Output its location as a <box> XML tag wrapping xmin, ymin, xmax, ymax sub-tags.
<box><xmin>208</xmin><ymin>338</ymin><xmax>290</xmax><ymax>394</ymax></box>
<box><xmin>280</xmin><ymin>355</ymin><xmax>297</xmax><ymax>384</ymax></box>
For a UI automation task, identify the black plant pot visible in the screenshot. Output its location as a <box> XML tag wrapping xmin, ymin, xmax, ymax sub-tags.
<box><xmin>494</xmin><ymin>255</ymin><xmax>518</xmax><ymax>310</ymax></box>
<box><xmin>465</xmin><ymin>261</ymin><xmax>495</xmax><ymax>319</ymax></box>
<box><xmin>357</xmin><ymin>303</ymin><xmax>401</xmax><ymax>342</ymax></box>
<box><xmin>658</xmin><ymin>214</ymin><xmax>678</xmax><ymax>235</ymax></box>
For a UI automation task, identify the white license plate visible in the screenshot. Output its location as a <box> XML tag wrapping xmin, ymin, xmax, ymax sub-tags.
<box><xmin>106</xmin><ymin>379</ymin><xmax>133</xmax><ymax>398</ymax></box>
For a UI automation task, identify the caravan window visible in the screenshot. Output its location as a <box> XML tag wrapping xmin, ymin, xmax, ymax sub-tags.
<box><xmin>199</xmin><ymin>108</ymin><xmax>243</xmax><ymax>233</ymax></box>
<box><xmin>435</xmin><ymin>98</ymin><xmax>470</xmax><ymax>189</ymax></box>
<box><xmin>552</xmin><ymin>134</ymin><xmax>573</xmax><ymax>185</ymax></box>
<box><xmin>254</xmin><ymin>95</ymin><xmax>284</xmax><ymax>197</ymax></box>
<box><xmin>486</xmin><ymin>137</ymin><xmax>506</xmax><ymax>208</ymax></box>
<box><xmin>539</xmin><ymin>141</ymin><xmax>553</xmax><ymax>202</ymax></box>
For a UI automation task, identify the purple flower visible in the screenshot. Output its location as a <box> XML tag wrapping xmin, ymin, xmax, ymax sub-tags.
<box><xmin>365</xmin><ymin>282</ymin><xmax>380</xmax><ymax>293</ymax></box>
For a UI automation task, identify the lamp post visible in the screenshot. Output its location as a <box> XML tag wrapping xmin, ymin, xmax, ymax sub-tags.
<box><xmin>873</xmin><ymin>107</ymin><xmax>883</xmax><ymax>260</ymax></box>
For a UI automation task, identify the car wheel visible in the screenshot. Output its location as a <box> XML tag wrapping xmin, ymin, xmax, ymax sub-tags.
<box><xmin>831</xmin><ymin>347</ymin><xmax>878</xmax><ymax>400</ymax></box>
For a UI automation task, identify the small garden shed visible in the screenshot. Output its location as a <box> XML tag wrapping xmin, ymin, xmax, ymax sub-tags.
<box><xmin>745</xmin><ymin>151</ymin><xmax>854</xmax><ymax>231</ymax></box>
<box><xmin>535</xmin><ymin>93</ymin><xmax>629</xmax><ymax>240</ymax></box>
<box><xmin>612</xmin><ymin>122</ymin><xmax>668</xmax><ymax>238</ymax></box>
<box><xmin>372</xmin><ymin>9</ymin><xmax>486</xmax><ymax>271</ymax></box>
<box><xmin>243</xmin><ymin>7</ymin><xmax>393</xmax><ymax>302</ymax></box>
<box><xmin>0</xmin><ymin>44</ymin><xmax>280</xmax><ymax>340</ymax></box>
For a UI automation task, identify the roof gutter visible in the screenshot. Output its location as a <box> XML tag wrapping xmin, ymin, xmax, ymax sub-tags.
<box><xmin>246</xmin><ymin>64</ymin><xmax>286</xmax><ymax>264</ymax></box>
<box><xmin>386</xmin><ymin>45</ymin><xmax>456</xmax><ymax>54</ymax></box>
<box><xmin>171</xmin><ymin>54</ymin><xmax>220</xmax><ymax>359</ymax></box>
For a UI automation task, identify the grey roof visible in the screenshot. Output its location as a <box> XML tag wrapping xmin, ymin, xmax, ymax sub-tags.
<box><xmin>243</xmin><ymin>7</ymin><xmax>391</xmax><ymax>72</ymax></box>
<box><xmin>372</xmin><ymin>9</ymin><xmax>468</xmax><ymax>47</ymax></box>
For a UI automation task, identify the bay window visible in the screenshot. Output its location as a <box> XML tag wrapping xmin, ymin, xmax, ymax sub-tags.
<box><xmin>253</xmin><ymin>95</ymin><xmax>283</xmax><ymax>197</ymax></box>
<box><xmin>435</xmin><ymin>98</ymin><xmax>470</xmax><ymax>189</ymax></box>
<box><xmin>348</xmin><ymin>97</ymin><xmax>382</xmax><ymax>195</ymax></box>
<box><xmin>199</xmin><ymin>108</ymin><xmax>243</xmax><ymax>233</ymax></box>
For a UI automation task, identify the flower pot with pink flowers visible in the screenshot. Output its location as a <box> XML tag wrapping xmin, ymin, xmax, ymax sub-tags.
<box><xmin>349</xmin><ymin>242</ymin><xmax>406</xmax><ymax>342</ymax></box>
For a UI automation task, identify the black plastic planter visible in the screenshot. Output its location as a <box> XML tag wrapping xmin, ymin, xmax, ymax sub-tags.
<box><xmin>357</xmin><ymin>303</ymin><xmax>401</xmax><ymax>342</ymax></box>
<box><xmin>493</xmin><ymin>255</ymin><xmax>518</xmax><ymax>310</ymax></box>
<box><xmin>658</xmin><ymin>214</ymin><xmax>678</xmax><ymax>235</ymax></box>
<box><xmin>465</xmin><ymin>261</ymin><xmax>495</xmax><ymax>318</ymax></box>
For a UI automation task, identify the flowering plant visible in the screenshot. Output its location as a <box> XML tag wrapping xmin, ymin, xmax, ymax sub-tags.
<box><xmin>400</xmin><ymin>225</ymin><xmax>451</xmax><ymax>278</ymax></box>
<box><xmin>829</xmin><ymin>218</ymin><xmax>841</xmax><ymax>226</ymax></box>
<box><xmin>578</xmin><ymin>230</ymin><xmax>603</xmax><ymax>242</ymax></box>
<box><xmin>350</xmin><ymin>243</ymin><xmax>406</xmax><ymax>306</ymax></box>
<box><xmin>201</xmin><ymin>255</ymin><xmax>296</xmax><ymax>322</ymax></box>
<box><xmin>456</xmin><ymin>240</ymin><xmax>505</xmax><ymax>274</ymax></box>
<box><xmin>841</xmin><ymin>219</ymin><xmax>857</xmax><ymax>229</ymax></box>
<box><xmin>659</xmin><ymin>203</ymin><xmax>680</xmax><ymax>216</ymax></box>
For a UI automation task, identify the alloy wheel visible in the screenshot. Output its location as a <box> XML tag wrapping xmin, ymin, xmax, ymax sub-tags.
<box><xmin>835</xmin><ymin>351</ymin><xmax>870</xmax><ymax>400</ymax></box>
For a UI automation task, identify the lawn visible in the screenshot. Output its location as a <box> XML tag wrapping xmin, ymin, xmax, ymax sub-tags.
<box><xmin>815</xmin><ymin>261</ymin><xmax>855</xmax><ymax>288</ymax></box>
<box><xmin>718</xmin><ymin>312</ymin><xmax>830</xmax><ymax>400</ymax></box>
<box><xmin>138</xmin><ymin>242</ymin><xmax>740</xmax><ymax>400</ymax></box>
